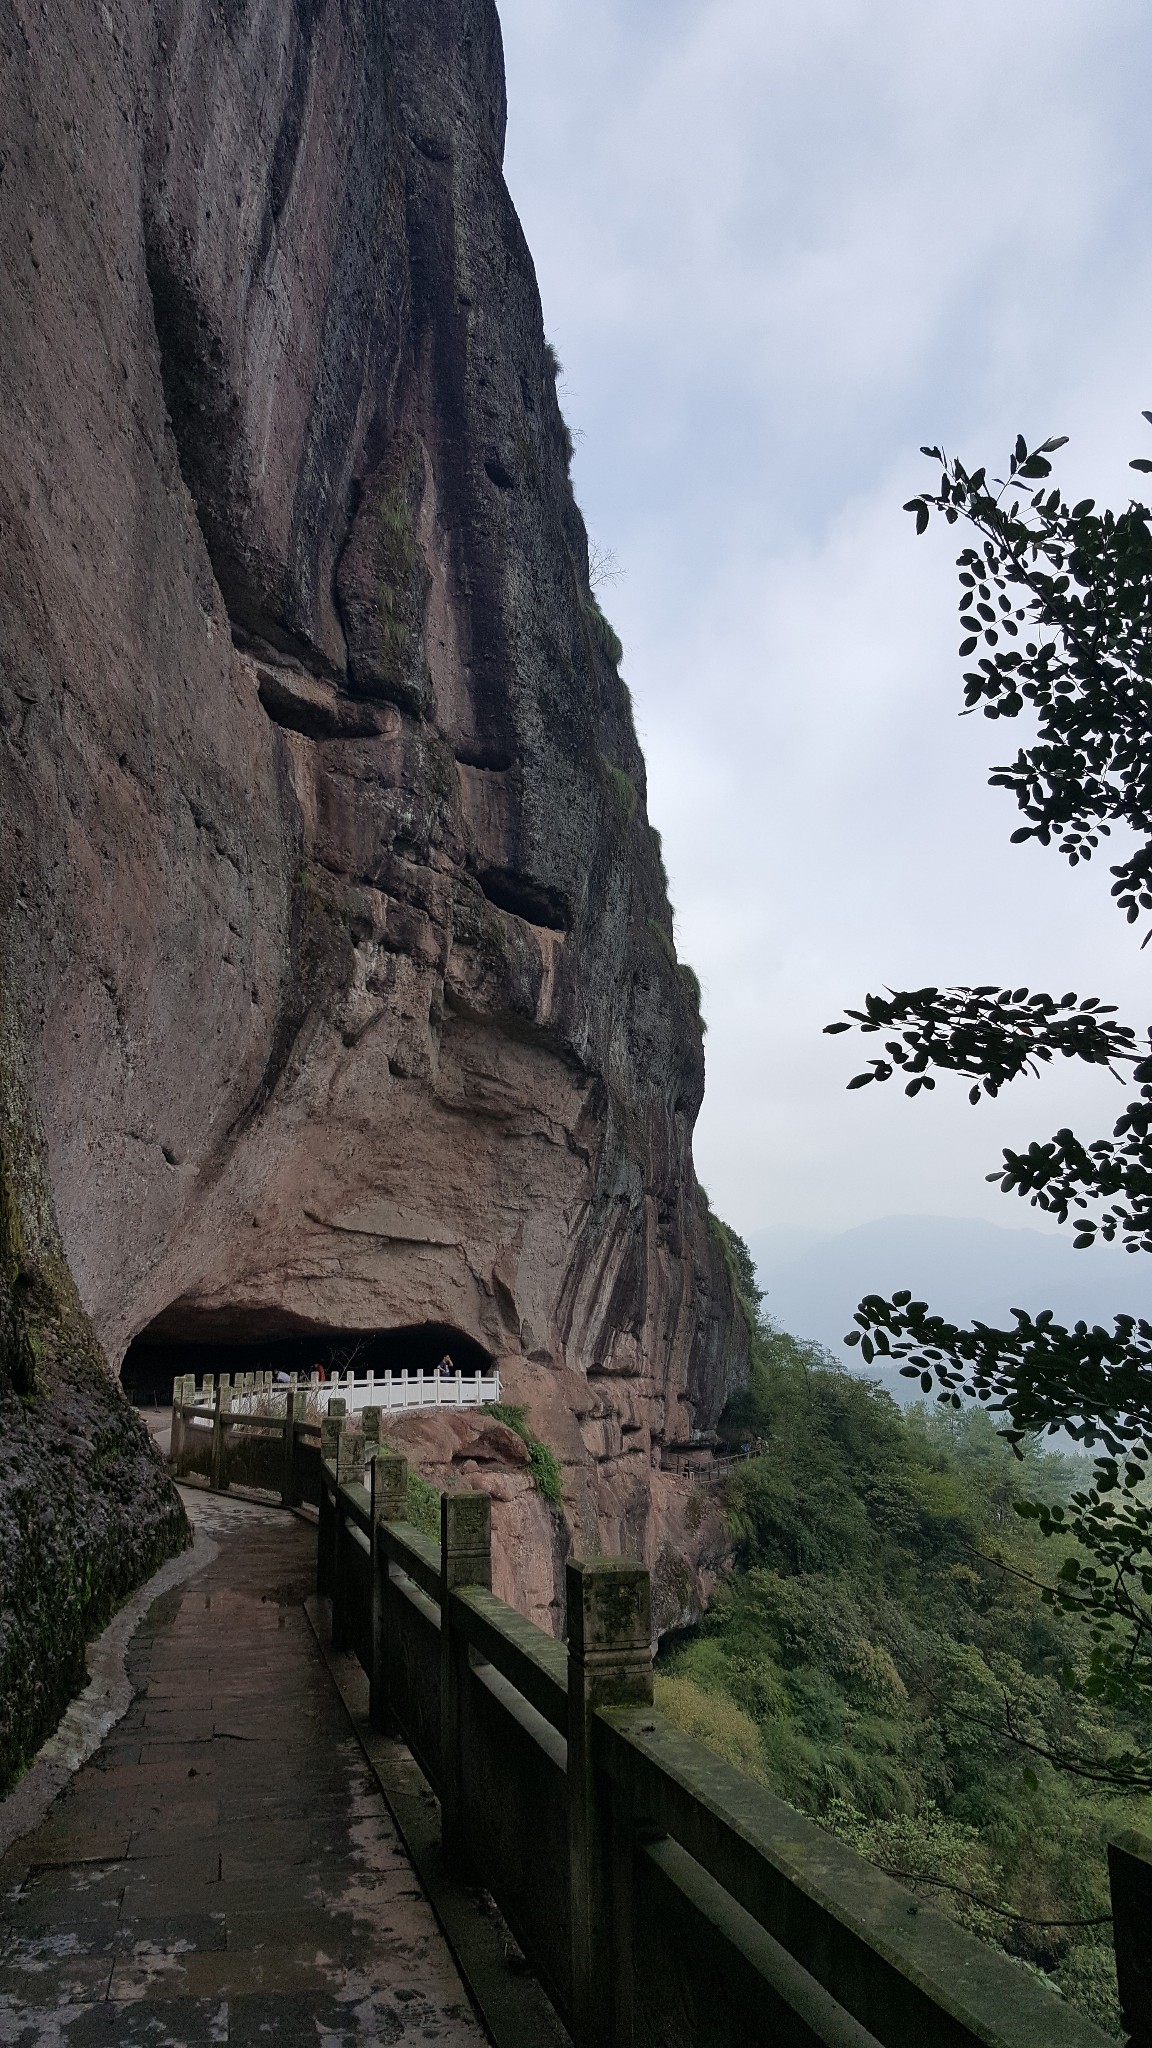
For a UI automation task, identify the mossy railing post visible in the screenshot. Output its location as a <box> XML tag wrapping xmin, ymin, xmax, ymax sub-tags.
<box><xmin>332</xmin><ymin>1418</ymin><xmax>362</xmax><ymax>1654</ymax></box>
<box><xmin>210</xmin><ymin>1379</ymin><xmax>231</xmax><ymax>1493</ymax></box>
<box><xmin>318</xmin><ymin>1412</ymin><xmax>343</xmax><ymax>1601</ymax></box>
<box><xmin>440</xmin><ymin>1491</ymin><xmax>491</xmax><ymax>1870</ymax></box>
<box><xmin>567</xmin><ymin>1558</ymin><xmax>653</xmax><ymax>2048</ymax></box>
<box><xmin>370</xmin><ymin>1451</ymin><xmax>407</xmax><ymax>1734</ymax></box>
<box><xmin>1110</xmin><ymin>1831</ymin><xmax>1152</xmax><ymax>2048</ymax></box>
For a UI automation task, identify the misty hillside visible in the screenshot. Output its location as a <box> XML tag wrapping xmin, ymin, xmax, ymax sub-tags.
<box><xmin>748</xmin><ymin>1214</ymin><xmax>1152</xmax><ymax>1404</ymax></box>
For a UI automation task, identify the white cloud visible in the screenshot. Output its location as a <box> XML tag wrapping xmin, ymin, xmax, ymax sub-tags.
<box><xmin>498</xmin><ymin>0</ymin><xmax>1152</xmax><ymax>1238</ymax></box>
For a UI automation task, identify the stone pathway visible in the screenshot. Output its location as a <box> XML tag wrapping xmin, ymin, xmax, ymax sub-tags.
<box><xmin>0</xmin><ymin>1490</ymin><xmax>485</xmax><ymax>2046</ymax></box>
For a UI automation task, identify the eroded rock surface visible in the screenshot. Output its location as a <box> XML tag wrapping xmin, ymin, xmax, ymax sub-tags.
<box><xmin>0</xmin><ymin>0</ymin><xmax>749</xmax><ymax>1647</ymax></box>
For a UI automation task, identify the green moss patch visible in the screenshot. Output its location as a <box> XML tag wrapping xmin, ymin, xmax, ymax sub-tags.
<box><xmin>483</xmin><ymin>1403</ymin><xmax>565</xmax><ymax>1506</ymax></box>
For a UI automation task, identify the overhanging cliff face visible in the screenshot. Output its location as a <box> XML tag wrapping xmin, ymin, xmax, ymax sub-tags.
<box><xmin>0</xmin><ymin>0</ymin><xmax>749</xmax><ymax>1638</ymax></box>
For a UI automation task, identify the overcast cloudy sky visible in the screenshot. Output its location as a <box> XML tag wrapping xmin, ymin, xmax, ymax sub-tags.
<box><xmin>496</xmin><ymin>1</ymin><xmax>1152</xmax><ymax>1260</ymax></box>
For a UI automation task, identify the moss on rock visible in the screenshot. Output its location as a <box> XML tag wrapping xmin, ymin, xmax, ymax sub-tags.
<box><xmin>0</xmin><ymin>994</ymin><xmax>188</xmax><ymax>1793</ymax></box>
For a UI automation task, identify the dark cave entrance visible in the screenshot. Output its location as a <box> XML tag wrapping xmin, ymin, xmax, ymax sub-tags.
<box><xmin>120</xmin><ymin>1313</ymin><xmax>493</xmax><ymax>1407</ymax></box>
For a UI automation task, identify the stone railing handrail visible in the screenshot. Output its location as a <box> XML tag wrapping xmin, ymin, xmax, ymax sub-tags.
<box><xmin>306</xmin><ymin>1420</ymin><xmax>1144</xmax><ymax>2048</ymax></box>
<box><xmin>172</xmin><ymin>1366</ymin><xmax>501</xmax><ymax>1417</ymax></box>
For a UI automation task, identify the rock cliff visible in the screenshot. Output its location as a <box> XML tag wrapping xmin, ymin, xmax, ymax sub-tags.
<box><xmin>0</xmin><ymin>0</ymin><xmax>749</xmax><ymax>1688</ymax></box>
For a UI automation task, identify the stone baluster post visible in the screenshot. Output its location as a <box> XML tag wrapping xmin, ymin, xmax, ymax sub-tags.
<box><xmin>169</xmin><ymin>1378</ymin><xmax>185</xmax><ymax>1475</ymax></box>
<box><xmin>1110</xmin><ymin>1831</ymin><xmax>1152</xmax><ymax>2048</ymax></box>
<box><xmin>333</xmin><ymin>1429</ymin><xmax>365</xmax><ymax>1654</ymax></box>
<box><xmin>440</xmin><ymin>1492</ymin><xmax>491</xmax><ymax>1869</ymax></box>
<box><xmin>567</xmin><ymin>1558</ymin><xmax>653</xmax><ymax>2048</ymax></box>
<box><xmin>338</xmin><ymin>1427</ymin><xmax>365</xmax><ymax>1487</ymax></box>
<box><xmin>370</xmin><ymin>1452</ymin><xmax>408</xmax><ymax>1733</ymax></box>
<box><xmin>210</xmin><ymin>1380</ymin><xmax>232</xmax><ymax>1494</ymax></box>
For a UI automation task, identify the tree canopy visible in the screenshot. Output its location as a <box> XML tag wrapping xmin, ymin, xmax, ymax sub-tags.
<box><xmin>658</xmin><ymin>1320</ymin><xmax>1141</xmax><ymax>2036</ymax></box>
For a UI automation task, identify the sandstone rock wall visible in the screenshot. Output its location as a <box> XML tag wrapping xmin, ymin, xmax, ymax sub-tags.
<box><xmin>0</xmin><ymin>0</ymin><xmax>749</xmax><ymax>1645</ymax></box>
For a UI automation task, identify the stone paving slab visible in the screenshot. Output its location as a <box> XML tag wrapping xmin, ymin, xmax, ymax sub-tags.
<box><xmin>0</xmin><ymin>1490</ymin><xmax>485</xmax><ymax>2046</ymax></box>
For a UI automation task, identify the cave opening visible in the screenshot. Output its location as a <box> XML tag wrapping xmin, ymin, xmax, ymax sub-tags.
<box><xmin>120</xmin><ymin>1313</ymin><xmax>492</xmax><ymax>1407</ymax></box>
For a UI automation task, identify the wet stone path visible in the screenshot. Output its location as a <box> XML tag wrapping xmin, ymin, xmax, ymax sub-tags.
<box><xmin>0</xmin><ymin>1491</ymin><xmax>484</xmax><ymax>2046</ymax></box>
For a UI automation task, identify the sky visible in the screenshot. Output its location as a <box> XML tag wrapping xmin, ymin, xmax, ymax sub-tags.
<box><xmin>496</xmin><ymin>1</ymin><xmax>1152</xmax><ymax>1253</ymax></box>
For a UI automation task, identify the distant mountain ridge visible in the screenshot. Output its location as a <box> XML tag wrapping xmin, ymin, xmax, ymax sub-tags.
<box><xmin>747</xmin><ymin>1214</ymin><xmax>1152</xmax><ymax>1405</ymax></box>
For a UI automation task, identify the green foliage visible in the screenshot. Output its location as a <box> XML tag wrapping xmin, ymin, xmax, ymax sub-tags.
<box><xmin>825</xmin><ymin>1798</ymin><xmax>1008</xmax><ymax>1944</ymax></box>
<box><xmin>377</xmin><ymin>486</ymin><xmax>418</xmax><ymax>675</ymax></box>
<box><xmin>483</xmin><ymin>1402</ymin><xmax>565</xmax><ymax>1505</ymax></box>
<box><xmin>831</xmin><ymin>421</ymin><xmax>1152</xmax><ymax>1730</ymax></box>
<box><xmin>678</xmin><ymin>962</ymin><xmax>704</xmax><ymax>1017</ymax></box>
<box><xmin>660</xmin><ymin>1326</ymin><xmax>1149</xmax><ymax>2033</ymax></box>
<box><xmin>654</xmin><ymin>1672</ymin><xmax>767</xmax><ymax>1782</ymax></box>
<box><xmin>404</xmin><ymin>1467</ymin><xmax>441</xmax><ymax>1543</ymax></box>
<box><xmin>647</xmin><ymin>919</ymin><xmax>705</xmax><ymax>1023</ymax></box>
<box><xmin>583</xmin><ymin>596</ymin><xmax>624</xmax><ymax>668</ymax></box>
<box><xmin>707</xmin><ymin>1212</ymin><xmax>762</xmax><ymax>1330</ymax></box>
<box><xmin>602</xmin><ymin>760</ymin><xmax>637</xmax><ymax>822</ymax></box>
<box><xmin>368</xmin><ymin>433</ymin><xmax>427</xmax><ymax>704</ymax></box>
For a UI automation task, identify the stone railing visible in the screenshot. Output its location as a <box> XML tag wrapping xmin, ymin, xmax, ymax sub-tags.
<box><xmin>312</xmin><ymin>1419</ymin><xmax>1149</xmax><ymax>2048</ymax></box>
<box><xmin>170</xmin><ymin>1379</ymin><xmax>326</xmax><ymax>1502</ymax></box>
<box><xmin>172</xmin><ymin>1367</ymin><xmax>501</xmax><ymax>1417</ymax></box>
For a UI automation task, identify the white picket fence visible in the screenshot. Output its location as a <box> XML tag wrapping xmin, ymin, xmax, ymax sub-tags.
<box><xmin>177</xmin><ymin>1368</ymin><xmax>501</xmax><ymax>1417</ymax></box>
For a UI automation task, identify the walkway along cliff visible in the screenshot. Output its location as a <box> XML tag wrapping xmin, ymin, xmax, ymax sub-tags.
<box><xmin>0</xmin><ymin>0</ymin><xmax>749</xmax><ymax>1782</ymax></box>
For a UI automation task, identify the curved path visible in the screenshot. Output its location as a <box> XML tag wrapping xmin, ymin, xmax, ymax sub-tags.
<box><xmin>0</xmin><ymin>1489</ymin><xmax>484</xmax><ymax>2045</ymax></box>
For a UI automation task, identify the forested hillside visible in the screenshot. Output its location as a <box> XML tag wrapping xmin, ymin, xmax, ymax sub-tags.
<box><xmin>656</xmin><ymin>1284</ymin><xmax>1152</xmax><ymax>2036</ymax></box>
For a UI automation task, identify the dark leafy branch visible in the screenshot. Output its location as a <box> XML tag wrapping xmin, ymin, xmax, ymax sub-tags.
<box><xmin>825</xmin><ymin>985</ymin><xmax>1137</xmax><ymax>1101</ymax></box>
<box><xmin>830</xmin><ymin>420</ymin><xmax>1152</xmax><ymax>1750</ymax></box>
<box><xmin>994</xmin><ymin>1087</ymin><xmax>1152</xmax><ymax>1256</ymax></box>
<box><xmin>846</xmin><ymin>1294</ymin><xmax>1152</xmax><ymax>1456</ymax></box>
<box><xmin>904</xmin><ymin>422</ymin><xmax>1152</xmax><ymax>928</ymax></box>
<box><xmin>826</xmin><ymin>988</ymin><xmax>1152</xmax><ymax>1253</ymax></box>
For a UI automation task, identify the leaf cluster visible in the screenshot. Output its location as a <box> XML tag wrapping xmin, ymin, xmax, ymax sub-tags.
<box><xmin>826</xmin><ymin>985</ymin><xmax>1135</xmax><ymax>1101</ymax></box>
<box><xmin>904</xmin><ymin>423</ymin><xmax>1152</xmax><ymax>927</ymax></box>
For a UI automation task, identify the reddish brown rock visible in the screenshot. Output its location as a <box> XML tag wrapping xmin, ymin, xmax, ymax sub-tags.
<box><xmin>0</xmin><ymin>0</ymin><xmax>750</xmax><ymax>1659</ymax></box>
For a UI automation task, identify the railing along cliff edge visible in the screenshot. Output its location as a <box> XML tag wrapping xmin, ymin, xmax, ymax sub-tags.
<box><xmin>172</xmin><ymin>1388</ymin><xmax>1150</xmax><ymax>2048</ymax></box>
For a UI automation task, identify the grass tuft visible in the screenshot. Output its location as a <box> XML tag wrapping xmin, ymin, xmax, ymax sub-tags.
<box><xmin>483</xmin><ymin>1403</ymin><xmax>565</xmax><ymax>1506</ymax></box>
<box><xmin>602</xmin><ymin>761</ymin><xmax>637</xmax><ymax>822</ymax></box>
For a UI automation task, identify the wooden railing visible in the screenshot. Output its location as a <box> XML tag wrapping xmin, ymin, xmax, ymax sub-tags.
<box><xmin>309</xmin><ymin>1419</ymin><xmax>1148</xmax><ymax>2048</ymax></box>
